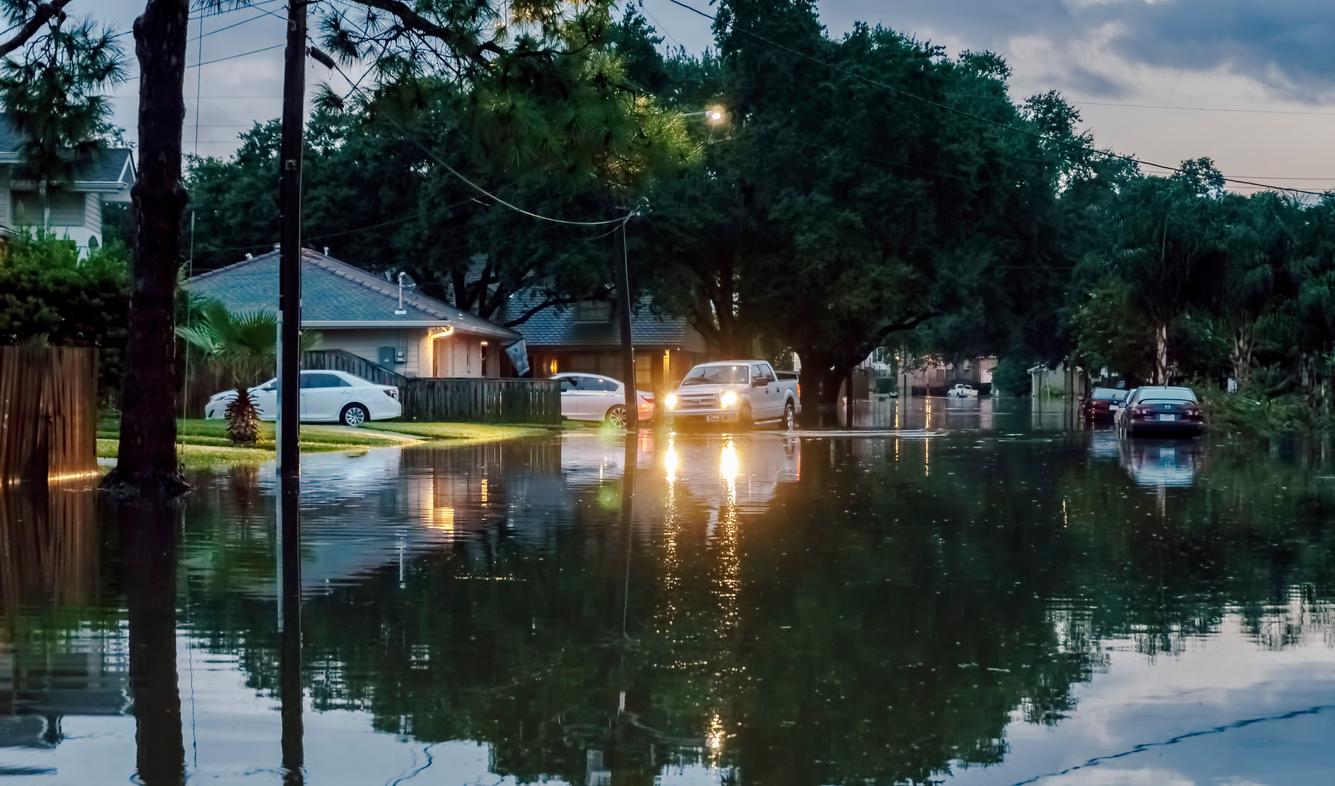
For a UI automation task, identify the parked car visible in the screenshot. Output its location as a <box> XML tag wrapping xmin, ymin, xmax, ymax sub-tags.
<box><xmin>204</xmin><ymin>369</ymin><xmax>402</xmax><ymax>426</ymax></box>
<box><xmin>663</xmin><ymin>360</ymin><xmax>801</xmax><ymax>429</ymax></box>
<box><xmin>1116</xmin><ymin>386</ymin><xmax>1204</xmax><ymax>437</ymax></box>
<box><xmin>946</xmin><ymin>383</ymin><xmax>978</xmax><ymax>398</ymax></box>
<box><xmin>1080</xmin><ymin>387</ymin><xmax>1128</xmax><ymax>422</ymax></box>
<box><xmin>553</xmin><ymin>372</ymin><xmax>654</xmax><ymax>425</ymax></box>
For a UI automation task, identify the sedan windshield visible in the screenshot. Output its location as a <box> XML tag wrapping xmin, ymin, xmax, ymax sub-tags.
<box><xmin>681</xmin><ymin>365</ymin><xmax>749</xmax><ymax>385</ymax></box>
<box><xmin>1091</xmin><ymin>388</ymin><xmax>1126</xmax><ymax>401</ymax></box>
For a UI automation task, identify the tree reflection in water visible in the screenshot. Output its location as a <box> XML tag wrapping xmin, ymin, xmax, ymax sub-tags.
<box><xmin>1</xmin><ymin>430</ymin><xmax>1334</xmax><ymax>784</ymax></box>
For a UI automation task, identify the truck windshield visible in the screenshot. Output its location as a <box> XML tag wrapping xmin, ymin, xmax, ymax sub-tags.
<box><xmin>681</xmin><ymin>365</ymin><xmax>749</xmax><ymax>385</ymax></box>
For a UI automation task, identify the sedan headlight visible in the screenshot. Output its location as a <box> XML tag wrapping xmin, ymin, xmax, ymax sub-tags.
<box><xmin>664</xmin><ymin>392</ymin><xmax>678</xmax><ymax>411</ymax></box>
<box><xmin>720</xmin><ymin>390</ymin><xmax>738</xmax><ymax>409</ymax></box>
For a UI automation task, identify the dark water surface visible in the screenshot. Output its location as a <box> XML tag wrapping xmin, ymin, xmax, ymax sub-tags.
<box><xmin>3</xmin><ymin>399</ymin><xmax>1335</xmax><ymax>784</ymax></box>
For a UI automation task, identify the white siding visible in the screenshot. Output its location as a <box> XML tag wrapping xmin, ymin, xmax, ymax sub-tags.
<box><xmin>13</xmin><ymin>190</ymin><xmax>85</xmax><ymax>227</ymax></box>
<box><xmin>312</xmin><ymin>328</ymin><xmax>428</xmax><ymax>377</ymax></box>
<box><xmin>428</xmin><ymin>333</ymin><xmax>485</xmax><ymax>378</ymax></box>
<box><xmin>84</xmin><ymin>192</ymin><xmax>102</xmax><ymax>243</ymax></box>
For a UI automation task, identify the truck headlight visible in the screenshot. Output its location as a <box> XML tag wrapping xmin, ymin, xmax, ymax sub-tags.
<box><xmin>720</xmin><ymin>390</ymin><xmax>738</xmax><ymax>409</ymax></box>
<box><xmin>664</xmin><ymin>392</ymin><xmax>678</xmax><ymax>411</ymax></box>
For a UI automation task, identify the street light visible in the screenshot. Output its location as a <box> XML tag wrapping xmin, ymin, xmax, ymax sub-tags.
<box><xmin>680</xmin><ymin>105</ymin><xmax>727</xmax><ymax>123</ymax></box>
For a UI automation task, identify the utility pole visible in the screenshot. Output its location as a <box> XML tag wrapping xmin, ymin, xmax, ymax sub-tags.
<box><xmin>277</xmin><ymin>1</ymin><xmax>306</xmax><ymax>778</ymax></box>
<box><xmin>615</xmin><ymin>220</ymin><xmax>637</xmax><ymax>434</ymax></box>
<box><xmin>277</xmin><ymin>0</ymin><xmax>305</xmax><ymax>479</ymax></box>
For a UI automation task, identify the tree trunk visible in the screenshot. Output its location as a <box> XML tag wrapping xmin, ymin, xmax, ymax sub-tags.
<box><xmin>1231</xmin><ymin>328</ymin><xmax>1253</xmax><ymax>385</ymax></box>
<box><xmin>796</xmin><ymin>350</ymin><xmax>851</xmax><ymax>428</ymax></box>
<box><xmin>103</xmin><ymin>0</ymin><xmax>190</xmax><ymax>497</ymax></box>
<box><xmin>1154</xmin><ymin>324</ymin><xmax>1169</xmax><ymax>385</ymax></box>
<box><xmin>119</xmin><ymin>499</ymin><xmax>186</xmax><ymax>785</ymax></box>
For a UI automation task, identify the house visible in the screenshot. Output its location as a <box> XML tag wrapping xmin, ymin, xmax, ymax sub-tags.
<box><xmin>1029</xmin><ymin>363</ymin><xmax>1087</xmax><ymax>398</ymax></box>
<box><xmin>185</xmin><ymin>248</ymin><xmax>520</xmax><ymax>378</ymax></box>
<box><xmin>504</xmin><ymin>292</ymin><xmax>708</xmax><ymax>393</ymax></box>
<box><xmin>0</xmin><ymin>120</ymin><xmax>134</xmax><ymax>252</ymax></box>
<box><xmin>900</xmin><ymin>356</ymin><xmax>998</xmax><ymax>395</ymax></box>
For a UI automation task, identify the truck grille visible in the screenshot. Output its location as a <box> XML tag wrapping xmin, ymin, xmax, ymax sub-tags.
<box><xmin>677</xmin><ymin>393</ymin><xmax>717</xmax><ymax>410</ymax></box>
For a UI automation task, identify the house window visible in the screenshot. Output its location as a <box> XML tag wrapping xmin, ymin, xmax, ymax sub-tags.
<box><xmin>12</xmin><ymin>191</ymin><xmax>84</xmax><ymax>227</ymax></box>
<box><xmin>573</xmin><ymin>301</ymin><xmax>611</xmax><ymax>323</ymax></box>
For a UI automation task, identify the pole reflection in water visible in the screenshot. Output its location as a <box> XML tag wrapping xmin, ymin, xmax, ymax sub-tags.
<box><xmin>278</xmin><ymin>473</ymin><xmax>304</xmax><ymax>784</ymax></box>
<box><xmin>117</xmin><ymin>498</ymin><xmax>186</xmax><ymax>786</ymax></box>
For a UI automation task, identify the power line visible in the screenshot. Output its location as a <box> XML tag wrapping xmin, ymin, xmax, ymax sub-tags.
<box><xmin>313</xmin><ymin>35</ymin><xmax>634</xmax><ymax>228</ymax></box>
<box><xmin>113</xmin><ymin>0</ymin><xmax>285</xmax><ymax>39</ymax></box>
<box><xmin>189</xmin><ymin>42</ymin><xmax>285</xmax><ymax>68</ymax></box>
<box><xmin>662</xmin><ymin>0</ymin><xmax>1329</xmax><ymax>198</ymax></box>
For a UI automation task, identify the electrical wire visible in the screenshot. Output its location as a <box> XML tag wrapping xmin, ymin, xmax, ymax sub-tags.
<box><xmin>663</xmin><ymin>0</ymin><xmax>1329</xmax><ymax>198</ymax></box>
<box><xmin>187</xmin><ymin>42</ymin><xmax>285</xmax><ymax>68</ymax></box>
<box><xmin>314</xmin><ymin>35</ymin><xmax>634</xmax><ymax>228</ymax></box>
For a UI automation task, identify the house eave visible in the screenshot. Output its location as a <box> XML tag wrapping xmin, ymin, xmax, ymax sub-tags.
<box><xmin>305</xmin><ymin>319</ymin><xmax>519</xmax><ymax>340</ymax></box>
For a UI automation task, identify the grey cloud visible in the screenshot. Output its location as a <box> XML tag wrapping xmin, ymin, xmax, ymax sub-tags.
<box><xmin>825</xmin><ymin>0</ymin><xmax>1335</xmax><ymax>102</ymax></box>
<box><xmin>1086</xmin><ymin>0</ymin><xmax>1335</xmax><ymax>100</ymax></box>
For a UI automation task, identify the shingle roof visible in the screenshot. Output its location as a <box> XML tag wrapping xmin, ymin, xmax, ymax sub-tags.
<box><xmin>0</xmin><ymin>116</ymin><xmax>133</xmax><ymax>186</ymax></box>
<box><xmin>73</xmin><ymin>147</ymin><xmax>133</xmax><ymax>184</ymax></box>
<box><xmin>185</xmin><ymin>249</ymin><xmax>520</xmax><ymax>341</ymax></box>
<box><xmin>503</xmin><ymin>290</ymin><xmax>704</xmax><ymax>351</ymax></box>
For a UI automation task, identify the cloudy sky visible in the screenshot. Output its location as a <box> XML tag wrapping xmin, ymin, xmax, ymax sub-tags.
<box><xmin>95</xmin><ymin>0</ymin><xmax>1335</xmax><ymax>195</ymax></box>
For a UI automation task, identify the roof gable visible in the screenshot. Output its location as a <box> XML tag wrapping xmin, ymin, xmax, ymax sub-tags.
<box><xmin>185</xmin><ymin>248</ymin><xmax>518</xmax><ymax>340</ymax></box>
<box><xmin>0</xmin><ymin>116</ymin><xmax>133</xmax><ymax>189</ymax></box>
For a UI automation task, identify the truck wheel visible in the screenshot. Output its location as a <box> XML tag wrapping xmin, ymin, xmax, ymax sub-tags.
<box><xmin>784</xmin><ymin>401</ymin><xmax>796</xmax><ymax>431</ymax></box>
<box><xmin>739</xmin><ymin>403</ymin><xmax>753</xmax><ymax>429</ymax></box>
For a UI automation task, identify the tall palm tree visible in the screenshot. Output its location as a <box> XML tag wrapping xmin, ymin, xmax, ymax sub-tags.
<box><xmin>177</xmin><ymin>300</ymin><xmax>318</xmax><ymax>446</ymax></box>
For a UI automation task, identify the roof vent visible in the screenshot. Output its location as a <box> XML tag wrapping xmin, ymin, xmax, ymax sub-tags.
<box><xmin>244</xmin><ymin>252</ymin><xmax>253</xmax><ymax>260</ymax></box>
<box><xmin>273</xmin><ymin>242</ymin><xmax>280</xmax><ymax>251</ymax></box>
<box><xmin>323</xmin><ymin>246</ymin><xmax>329</xmax><ymax>256</ymax></box>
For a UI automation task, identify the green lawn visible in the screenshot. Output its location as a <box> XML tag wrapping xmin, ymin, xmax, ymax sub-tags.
<box><xmin>96</xmin><ymin>418</ymin><xmax>556</xmax><ymax>469</ymax></box>
<box><xmin>364</xmin><ymin>421</ymin><xmax>556</xmax><ymax>442</ymax></box>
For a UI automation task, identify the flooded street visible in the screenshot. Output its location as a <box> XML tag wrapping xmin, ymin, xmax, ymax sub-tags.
<box><xmin>3</xmin><ymin>398</ymin><xmax>1335</xmax><ymax>784</ymax></box>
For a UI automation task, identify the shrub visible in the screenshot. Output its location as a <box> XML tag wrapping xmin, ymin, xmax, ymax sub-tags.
<box><xmin>0</xmin><ymin>231</ymin><xmax>129</xmax><ymax>398</ymax></box>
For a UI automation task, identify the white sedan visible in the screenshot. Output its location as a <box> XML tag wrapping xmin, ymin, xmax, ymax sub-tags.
<box><xmin>553</xmin><ymin>372</ymin><xmax>654</xmax><ymax>425</ymax></box>
<box><xmin>204</xmin><ymin>370</ymin><xmax>402</xmax><ymax>427</ymax></box>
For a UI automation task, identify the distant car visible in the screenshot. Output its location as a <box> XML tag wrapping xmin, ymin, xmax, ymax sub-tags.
<box><xmin>553</xmin><ymin>372</ymin><xmax>654</xmax><ymax>425</ymax></box>
<box><xmin>1080</xmin><ymin>387</ymin><xmax>1128</xmax><ymax>422</ymax></box>
<box><xmin>946</xmin><ymin>383</ymin><xmax>978</xmax><ymax>398</ymax></box>
<box><xmin>204</xmin><ymin>369</ymin><xmax>402</xmax><ymax>427</ymax></box>
<box><xmin>1117</xmin><ymin>386</ymin><xmax>1204</xmax><ymax>437</ymax></box>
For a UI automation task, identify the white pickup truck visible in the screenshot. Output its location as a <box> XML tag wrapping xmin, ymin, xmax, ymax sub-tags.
<box><xmin>664</xmin><ymin>360</ymin><xmax>801</xmax><ymax>429</ymax></box>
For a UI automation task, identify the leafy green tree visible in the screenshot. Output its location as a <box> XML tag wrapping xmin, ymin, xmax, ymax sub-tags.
<box><xmin>0</xmin><ymin>8</ymin><xmax>122</xmax><ymax>223</ymax></box>
<box><xmin>1070</xmin><ymin>279</ymin><xmax>1155</xmax><ymax>384</ymax></box>
<box><xmin>0</xmin><ymin>230</ymin><xmax>129</xmax><ymax>396</ymax></box>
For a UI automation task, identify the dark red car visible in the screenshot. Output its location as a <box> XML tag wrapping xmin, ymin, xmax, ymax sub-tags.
<box><xmin>1080</xmin><ymin>387</ymin><xmax>1128</xmax><ymax>422</ymax></box>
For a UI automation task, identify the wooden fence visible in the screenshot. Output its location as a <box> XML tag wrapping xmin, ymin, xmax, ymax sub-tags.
<box><xmin>0</xmin><ymin>346</ymin><xmax>99</xmax><ymax>484</ymax></box>
<box><xmin>401</xmin><ymin>377</ymin><xmax>561</xmax><ymax>424</ymax></box>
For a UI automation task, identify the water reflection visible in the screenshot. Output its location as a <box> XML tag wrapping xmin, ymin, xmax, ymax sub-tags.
<box><xmin>0</xmin><ymin>428</ymin><xmax>1333</xmax><ymax>784</ymax></box>
<box><xmin>1119</xmin><ymin>438</ymin><xmax>1206</xmax><ymax>488</ymax></box>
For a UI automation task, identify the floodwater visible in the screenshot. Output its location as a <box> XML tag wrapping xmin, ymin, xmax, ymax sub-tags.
<box><xmin>2</xmin><ymin>397</ymin><xmax>1335</xmax><ymax>785</ymax></box>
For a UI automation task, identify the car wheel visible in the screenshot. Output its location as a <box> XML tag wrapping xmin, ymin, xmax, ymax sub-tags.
<box><xmin>606</xmin><ymin>405</ymin><xmax>628</xmax><ymax>428</ymax></box>
<box><xmin>340</xmin><ymin>403</ymin><xmax>368</xmax><ymax>427</ymax></box>
<box><xmin>784</xmin><ymin>401</ymin><xmax>796</xmax><ymax>431</ymax></box>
